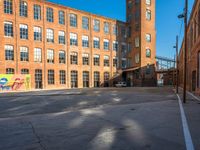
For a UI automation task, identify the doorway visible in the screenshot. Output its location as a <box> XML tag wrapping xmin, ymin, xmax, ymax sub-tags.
<box><xmin>35</xmin><ymin>69</ymin><xmax>43</xmax><ymax>89</ymax></box>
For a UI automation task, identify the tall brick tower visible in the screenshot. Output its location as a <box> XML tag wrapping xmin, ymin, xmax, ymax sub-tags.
<box><xmin>125</xmin><ymin>0</ymin><xmax>156</xmax><ymax>86</ymax></box>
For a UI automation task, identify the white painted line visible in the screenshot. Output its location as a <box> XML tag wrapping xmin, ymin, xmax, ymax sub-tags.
<box><xmin>187</xmin><ymin>92</ymin><xmax>200</xmax><ymax>102</ymax></box>
<box><xmin>176</xmin><ymin>94</ymin><xmax>195</xmax><ymax>150</ymax></box>
<box><xmin>178</xmin><ymin>87</ymin><xmax>200</xmax><ymax>102</ymax></box>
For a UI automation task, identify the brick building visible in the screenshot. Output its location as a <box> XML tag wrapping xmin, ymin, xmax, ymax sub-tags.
<box><xmin>178</xmin><ymin>0</ymin><xmax>200</xmax><ymax>94</ymax></box>
<box><xmin>0</xmin><ymin>0</ymin><xmax>156</xmax><ymax>90</ymax></box>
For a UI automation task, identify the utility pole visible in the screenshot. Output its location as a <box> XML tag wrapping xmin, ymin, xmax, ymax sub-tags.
<box><xmin>176</xmin><ymin>36</ymin><xmax>179</xmax><ymax>94</ymax></box>
<box><xmin>183</xmin><ymin>0</ymin><xmax>188</xmax><ymax>103</ymax></box>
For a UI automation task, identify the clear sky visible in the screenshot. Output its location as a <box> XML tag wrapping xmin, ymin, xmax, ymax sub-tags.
<box><xmin>49</xmin><ymin>0</ymin><xmax>195</xmax><ymax>59</ymax></box>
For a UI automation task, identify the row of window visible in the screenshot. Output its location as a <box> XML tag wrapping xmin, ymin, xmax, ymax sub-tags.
<box><xmin>4</xmin><ymin>45</ymin><xmax>151</xmax><ymax>69</ymax></box>
<box><xmin>4</xmin><ymin>22</ymin><xmax>152</xmax><ymax>50</ymax></box>
<box><xmin>5</xmin><ymin>68</ymin><xmax>110</xmax><ymax>88</ymax></box>
<box><xmin>4</xmin><ymin>45</ymin><xmax>119</xmax><ymax>67</ymax></box>
<box><xmin>3</xmin><ymin>0</ymin><xmax>118</xmax><ymax>35</ymax></box>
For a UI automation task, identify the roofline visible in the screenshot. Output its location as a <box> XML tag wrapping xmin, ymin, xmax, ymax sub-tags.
<box><xmin>36</xmin><ymin>0</ymin><xmax>126</xmax><ymax>23</ymax></box>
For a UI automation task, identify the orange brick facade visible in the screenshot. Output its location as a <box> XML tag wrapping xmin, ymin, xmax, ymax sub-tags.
<box><xmin>0</xmin><ymin>0</ymin><xmax>156</xmax><ymax>90</ymax></box>
<box><xmin>178</xmin><ymin>0</ymin><xmax>200</xmax><ymax>94</ymax></box>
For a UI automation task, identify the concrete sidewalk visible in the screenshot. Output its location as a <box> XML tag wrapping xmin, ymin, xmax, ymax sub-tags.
<box><xmin>176</xmin><ymin>89</ymin><xmax>200</xmax><ymax>150</ymax></box>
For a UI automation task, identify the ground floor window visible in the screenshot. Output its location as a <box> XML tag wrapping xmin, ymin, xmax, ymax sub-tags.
<box><xmin>60</xmin><ymin>70</ymin><xmax>66</xmax><ymax>85</ymax></box>
<box><xmin>21</xmin><ymin>69</ymin><xmax>29</xmax><ymax>74</ymax></box>
<box><xmin>48</xmin><ymin>70</ymin><xmax>54</xmax><ymax>85</ymax></box>
<box><xmin>83</xmin><ymin>71</ymin><xmax>89</xmax><ymax>88</ymax></box>
<box><xmin>71</xmin><ymin>70</ymin><xmax>78</xmax><ymax>88</ymax></box>
<box><xmin>6</xmin><ymin>68</ymin><xmax>14</xmax><ymax>74</ymax></box>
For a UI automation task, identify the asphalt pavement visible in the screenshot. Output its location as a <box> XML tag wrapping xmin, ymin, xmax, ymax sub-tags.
<box><xmin>0</xmin><ymin>87</ymin><xmax>199</xmax><ymax>150</ymax></box>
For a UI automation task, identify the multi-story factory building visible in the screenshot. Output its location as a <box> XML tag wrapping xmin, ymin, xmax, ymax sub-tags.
<box><xmin>0</xmin><ymin>0</ymin><xmax>156</xmax><ymax>90</ymax></box>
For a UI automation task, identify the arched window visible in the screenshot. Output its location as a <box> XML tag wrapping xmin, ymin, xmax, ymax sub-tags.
<box><xmin>20</xmin><ymin>1</ymin><xmax>28</xmax><ymax>17</ymax></box>
<box><xmin>4</xmin><ymin>0</ymin><xmax>13</xmax><ymax>14</ymax></box>
<box><xmin>21</xmin><ymin>69</ymin><xmax>29</xmax><ymax>74</ymax></box>
<box><xmin>146</xmin><ymin>49</ymin><xmax>151</xmax><ymax>58</ymax></box>
<box><xmin>6</xmin><ymin>68</ymin><xmax>14</xmax><ymax>74</ymax></box>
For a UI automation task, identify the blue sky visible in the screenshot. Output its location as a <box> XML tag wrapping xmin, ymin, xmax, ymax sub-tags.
<box><xmin>49</xmin><ymin>0</ymin><xmax>195</xmax><ymax>59</ymax></box>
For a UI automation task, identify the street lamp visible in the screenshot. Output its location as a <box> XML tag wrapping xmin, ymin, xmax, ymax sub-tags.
<box><xmin>178</xmin><ymin>0</ymin><xmax>188</xmax><ymax>103</ymax></box>
<box><xmin>173</xmin><ymin>36</ymin><xmax>179</xmax><ymax>94</ymax></box>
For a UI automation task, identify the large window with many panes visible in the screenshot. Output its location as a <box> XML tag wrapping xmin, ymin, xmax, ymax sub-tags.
<box><xmin>46</xmin><ymin>29</ymin><xmax>54</xmax><ymax>43</ymax></box>
<box><xmin>82</xmin><ymin>53</ymin><xmax>89</xmax><ymax>65</ymax></box>
<box><xmin>59</xmin><ymin>11</ymin><xmax>65</xmax><ymax>25</ymax></box>
<box><xmin>4</xmin><ymin>0</ymin><xmax>13</xmax><ymax>14</ymax></box>
<box><xmin>93</xmin><ymin>37</ymin><xmax>100</xmax><ymax>49</ymax></box>
<box><xmin>59</xmin><ymin>70</ymin><xmax>66</xmax><ymax>84</ymax></box>
<box><xmin>113</xmin><ymin>24</ymin><xmax>118</xmax><ymax>35</ymax></box>
<box><xmin>104</xmin><ymin>39</ymin><xmax>109</xmax><ymax>50</ymax></box>
<box><xmin>20</xmin><ymin>47</ymin><xmax>29</xmax><ymax>61</ymax></box>
<box><xmin>47</xmin><ymin>49</ymin><xmax>54</xmax><ymax>63</ymax></box>
<box><xmin>113</xmin><ymin>57</ymin><xmax>118</xmax><ymax>67</ymax></box>
<box><xmin>33</xmin><ymin>4</ymin><xmax>41</xmax><ymax>20</ymax></box>
<box><xmin>5</xmin><ymin>45</ymin><xmax>14</xmax><ymax>61</ymax></box>
<box><xmin>70</xmin><ymin>52</ymin><xmax>78</xmax><ymax>65</ymax></box>
<box><xmin>20</xmin><ymin>24</ymin><xmax>28</xmax><ymax>39</ymax></box>
<box><xmin>34</xmin><ymin>48</ymin><xmax>42</xmax><ymax>62</ymax></box>
<box><xmin>6</xmin><ymin>68</ymin><xmax>14</xmax><ymax>74</ymax></box>
<box><xmin>46</xmin><ymin>7</ymin><xmax>54</xmax><ymax>22</ymax></box>
<box><xmin>93</xmin><ymin>19</ymin><xmax>100</xmax><ymax>32</ymax></box>
<box><xmin>70</xmin><ymin>33</ymin><xmax>78</xmax><ymax>46</ymax></box>
<box><xmin>20</xmin><ymin>1</ymin><xmax>27</xmax><ymax>17</ymax></box>
<box><xmin>4</xmin><ymin>21</ymin><xmax>13</xmax><ymax>37</ymax></box>
<box><xmin>82</xmin><ymin>35</ymin><xmax>89</xmax><ymax>48</ymax></box>
<box><xmin>71</xmin><ymin>71</ymin><xmax>78</xmax><ymax>88</ymax></box>
<box><xmin>94</xmin><ymin>55</ymin><xmax>100</xmax><ymax>66</ymax></box>
<box><xmin>21</xmin><ymin>69</ymin><xmax>29</xmax><ymax>74</ymax></box>
<box><xmin>70</xmin><ymin>14</ymin><xmax>77</xmax><ymax>27</ymax></box>
<box><xmin>34</xmin><ymin>26</ymin><xmax>42</xmax><ymax>41</ymax></box>
<box><xmin>104</xmin><ymin>22</ymin><xmax>110</xmax><ymax>34</ymax></box>
<box><xmin>58</xmin><ymin>31</ymin><xmax>65</xmax><ymax>44</ymax></box>
<box><xmin>104</xmin><ymin>56</ymin><xmax>110</xmax><ymax>67</ymax></box>
<box><xmin>83</xmin><ymin>71</ymin><xmax>89</xmax><ymax>88</ymax></box>
<box><xmin>82</xmin><ymin>17</ymin><xmax>89</xmax><ymax>30</ymax></box>
<box><xmin>113</xmin><ymin>41</ymin><xmax>118</xmax><ymax>51</ymax></box>
<box><xmin>48</xmin><ymin>70</ymin><xmax>54</xmax><ymax>85</ymax></box>
<box><xmin>59</xmin><ymin>50</ymin><xmax>66</xmax><ymax>64</ymax></box>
